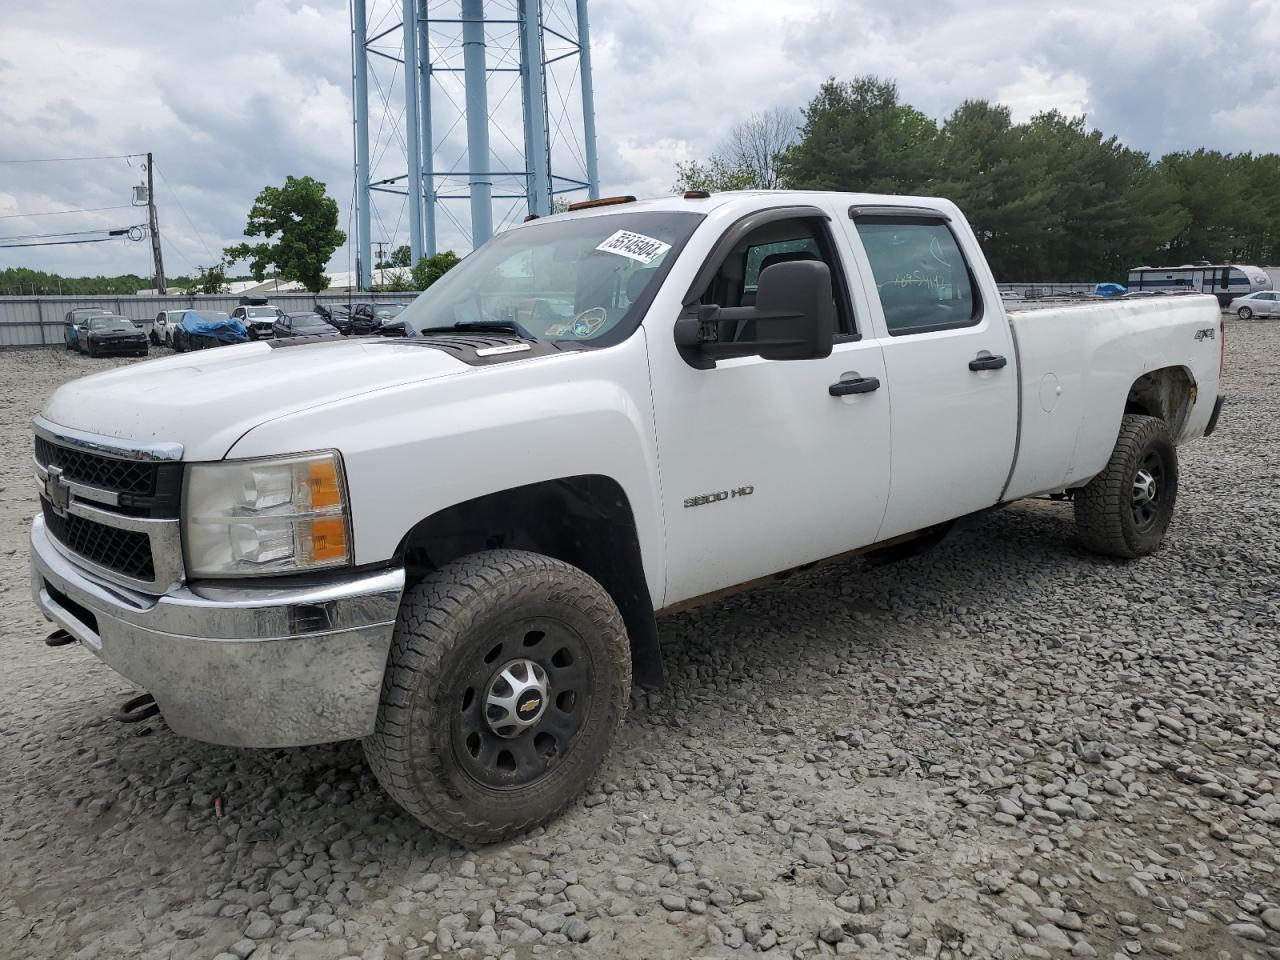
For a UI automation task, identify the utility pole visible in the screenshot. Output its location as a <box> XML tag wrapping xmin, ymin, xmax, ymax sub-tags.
<box><xmin>146</xmin><ymin>152</ymin><xmax>166</xmax><ymax>294</ymax></box>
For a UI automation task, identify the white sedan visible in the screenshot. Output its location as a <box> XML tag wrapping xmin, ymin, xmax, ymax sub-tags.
<box><xmin>1228</xmin><ymin>290</ymin><xmax>1280</xmax><ymax>319</ymax></box>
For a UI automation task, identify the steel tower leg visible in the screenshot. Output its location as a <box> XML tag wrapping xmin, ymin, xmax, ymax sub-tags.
<box><xmin>418</xmin><ymin>4</ymin><xmax>436</xmax><ymax>257</ymax></box>
<box><xmin>403</xmin><ymin>0</ymin><xmax>424</xmax><ymax>263</ymax></box>
<box><xmin>353</xmin><ymin>0</ymin><xmax>372</xmax><ymax>288</ymax></box>
<box><xmin>519</xmin><ymin>0</ymin><xmax>551</xmax><ymax>217</ymax></box>
<box><xmin>576</xmin><ymin>0</ymin><xmax>600</xmax><ymax>199</ymax></box>
<box><xmin>461</xmin><ymin>0</ymin><xmax>493</xmax><ymax>244</ymax></box>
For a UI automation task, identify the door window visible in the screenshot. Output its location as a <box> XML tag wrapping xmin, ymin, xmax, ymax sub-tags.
<box><xmin>696</xmin><ymin>217</ymin><xmax>855</xmax><ymax>336</ymax></box>
<box><xmin>855</xmin><ymin>218</ymin><xmax>981</xmax><ymax>336</ymax></box>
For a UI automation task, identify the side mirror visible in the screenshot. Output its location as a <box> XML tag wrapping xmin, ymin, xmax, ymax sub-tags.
<box><xmin>674</xmin><ymin>260</ymin><xmax>836</xmax><ymax>369</ymax></box>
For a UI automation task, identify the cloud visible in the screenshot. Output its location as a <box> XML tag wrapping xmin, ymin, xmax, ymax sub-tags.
<box><xmin>1</xmin><ymin>0</ymin><xmax>1277</xmax><ymax>277</ymax></box>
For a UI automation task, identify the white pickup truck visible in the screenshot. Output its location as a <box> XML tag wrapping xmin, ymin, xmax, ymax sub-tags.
<box><xmin>30</xmin><ymin>191</ymin><xmax>1225</xmax><ymax>842</ymax></box>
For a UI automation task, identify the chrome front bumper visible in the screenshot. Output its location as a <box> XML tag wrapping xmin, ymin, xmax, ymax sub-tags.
<box><xmin>30</xmin><ymin>514</ymin><xmax>405</xmax><ymax>748</ymax></box>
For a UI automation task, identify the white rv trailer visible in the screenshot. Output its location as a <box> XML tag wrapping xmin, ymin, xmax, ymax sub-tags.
<box><xmin>1127</xmin><ymin>263</ymin><xmax>1272</xmax><ymax>305</ymax></box>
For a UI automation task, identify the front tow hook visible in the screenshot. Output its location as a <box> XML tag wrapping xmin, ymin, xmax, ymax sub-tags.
<box><xmin>45</xmin><ymin>629</ymin><xmax>77</xmax><ymax>647</ymax></box>
<box><xmin>116</xmin><ymin>693</ymin><xmax>161</xmax><ymax>724</ymax></box>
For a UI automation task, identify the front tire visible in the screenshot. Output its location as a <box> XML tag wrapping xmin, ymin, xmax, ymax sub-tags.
<box><xmin>1238</xmin><ymin>306</ymin><xmax>1253</xmax><ymax>319</ymax></box>
<box><xmin>365</xmin><ymin>549</ymin><xmax>630</xmax><ymax>844</ymax></box>
<box><xmin>1074</xmin><ymin>414</ymin><xmax>1178</xmax><ymax>558</ymax></box>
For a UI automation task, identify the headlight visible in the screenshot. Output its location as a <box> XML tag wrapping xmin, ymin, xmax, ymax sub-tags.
<box><xmin>184</xmin><ymin>451</ymin><xmax>351</xmax><ymax>578</ymax></box>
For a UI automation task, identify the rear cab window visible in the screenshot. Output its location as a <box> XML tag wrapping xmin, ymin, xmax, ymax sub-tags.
<box><xmin>852</xmin><ymin>213</ymin><xmax>982</xmax><ymax>336</ymax></box>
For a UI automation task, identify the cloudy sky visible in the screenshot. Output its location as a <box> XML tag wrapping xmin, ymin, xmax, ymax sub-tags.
<box><xmin>1</xmin><ymin>0</ymin><xmax>1276</xmax><ymax>279</ymax></box>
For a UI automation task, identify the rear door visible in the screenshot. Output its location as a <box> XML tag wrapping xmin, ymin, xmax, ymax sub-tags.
<box><xmin>842</xmin><ymin>207</ymin><xmax>1018</xmax><ymax>540</ymax></box>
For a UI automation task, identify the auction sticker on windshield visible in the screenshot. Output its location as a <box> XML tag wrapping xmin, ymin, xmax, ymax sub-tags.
<box><xmin>595</xmin><ymin>230</ymin><xmax>672</xmax><ymax>264</ymax></box>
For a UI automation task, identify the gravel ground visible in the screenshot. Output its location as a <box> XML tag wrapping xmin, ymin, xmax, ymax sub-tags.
<box><xmin>1</xmin><ymin>325</ymin><xmax>1278</xmax><ymax>960</ymax></box>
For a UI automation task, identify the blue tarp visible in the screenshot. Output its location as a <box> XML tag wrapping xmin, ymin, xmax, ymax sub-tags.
<box><xmin>1094</xmin><ymin>283</ymin><xmax>1127</xmax><ymax>297</ymax></box>
<box><xmin>180</xmin><ymin>311</ymin><xmax>248</xmax><ymax>344</ymax></box>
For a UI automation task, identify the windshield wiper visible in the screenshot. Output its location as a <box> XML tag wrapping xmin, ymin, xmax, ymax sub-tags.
<box><xmin>418</xmin><ymin>319</ymin><xmax>538</xmax><ymax>341</ymax></box>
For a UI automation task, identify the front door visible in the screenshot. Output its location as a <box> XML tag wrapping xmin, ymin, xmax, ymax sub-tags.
<box><xmin>652</xmin><ymin>207</ymin><xmax>893</xmax><ymax>607</ymax></box>
<box><xmin>843</xmin><ymin>210</ymin><xmax>1018</xmax><ymax>541</ymax></box>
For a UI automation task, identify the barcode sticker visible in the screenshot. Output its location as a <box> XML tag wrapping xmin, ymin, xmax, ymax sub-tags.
<box><xmin>595</xmin><ymin>230</ymin><xmax>672</xmax><ymax>264</ymax></box>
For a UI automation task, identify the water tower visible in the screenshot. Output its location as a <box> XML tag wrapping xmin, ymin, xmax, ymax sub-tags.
<box><xmin>351</xmin><ymin>0</ymin><xmax>601</xmax><ymax>287</ymax></box>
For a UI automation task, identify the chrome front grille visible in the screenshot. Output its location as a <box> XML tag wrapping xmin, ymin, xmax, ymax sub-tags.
<box><xmin>41</xmin><ymin>502</ymin><xmax>156</xmax><ymax>581</ymax></box>
<box><xmin>33</xmin><ymin>418</ymin><xmax>185</xmax><ymax>593</ymax></box>
<box><xmin>35</xmin><ymin>435</ymin><xmax>157</xmax><ymax>494</ymax></box>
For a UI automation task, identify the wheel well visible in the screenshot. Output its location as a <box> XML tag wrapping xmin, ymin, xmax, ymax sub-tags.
<box><xmin>1124</xmin><ymin>367</ymin><xmax>1196</xmax><ymax>438</ymax></box>
<box><xmin>396</xmin><ymin>476</ymin><xmax>664</xmax><ymax>688</ymax></box>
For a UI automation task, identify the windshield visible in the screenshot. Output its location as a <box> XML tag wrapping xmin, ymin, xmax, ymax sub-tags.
<box><xmin>90</xmin><ymin>317</ymin><xmax>133</xmax><ymax>331</ymax></box>
<box><xmin>397</xmin><ymin>210</ymin><xmax>703</xmax><ymax>346</ymax></box>
<box><xmin>245</xmin><ymin>307</ymin><xmax>275</xmax><ymax>317</ymax></box>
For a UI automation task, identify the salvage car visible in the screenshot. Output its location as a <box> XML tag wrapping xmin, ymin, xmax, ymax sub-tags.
<box><xmin>77</xmin><ymin>314</ymin><xmax>148</xmax><ymax>358</ymax></box>
<box><xmin>349</xmin><ymin>301</ymin><xmax>406</xmax><ymax>336</ymax></box>
<box><xmin>171</xmin><ymin>310</ymin><xmax>248</xmax><ymax>352</ymax></box>
<box><xmin>231</xmin><ymin>303</ymin><xmax>283</xmax><ymax>340</ymax></box>
<box><xmin>150</xmin><ymin>309</ymin><xmax>187</xmax><ymax>347</ymax></box>
<box><xmin>63</xmin><ymin>307</ymin><xmax>110</xmax><ymax>350</ymax></box>
<box><xmin>30</xmin><ymin>191</ymin><xmax>1225</xmax><ymax>844</ymax></box>
<box><xmin>315</xmin><ymin>303</ymin><xmax>352</xmax><ymax>334</ymax></box>
<box><xmin>272</xmin><ymin>312</ymin><xmax>337</xmax><ymax>339</ymax></box>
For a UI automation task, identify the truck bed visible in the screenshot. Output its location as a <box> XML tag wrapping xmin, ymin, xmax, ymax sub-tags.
<box><xmin>1003</xmin><ymin>294</ymin><xmax>1222</xmax><ymax>500</ymax></box>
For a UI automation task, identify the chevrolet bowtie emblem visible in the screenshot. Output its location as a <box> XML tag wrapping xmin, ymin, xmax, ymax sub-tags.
<box><xmin>44</xmin><ymin>465</ymin><xmax>70</xmax><ymax>516</ymax></box>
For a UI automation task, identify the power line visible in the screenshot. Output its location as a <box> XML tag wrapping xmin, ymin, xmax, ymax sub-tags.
<box><xmin>0</xmin><ymin>153</ymin><xmax>144</xmax><ymax>164</ymax></box>
<box><xmin>152</xmin><ymin>161</ymin><xmax>217</xmax><ymax>261</ymax></box>
<box><xmin>0</xmin><ymin>204</ymin><xmax>134</xmax><ymax>221</ymax></box>
<box><xmin>0</xmin><ymin>224</ymin><xmax>146</xmax><ymax>242</ymax></box>
<box><xmin>0</xmin><ymin>236</ymin><xmax>131</xmax><ymax>249</ymax></box>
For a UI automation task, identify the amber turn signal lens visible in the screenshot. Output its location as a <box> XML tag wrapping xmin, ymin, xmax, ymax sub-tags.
<box><xmin>309</xmin><ymin>460</ymin><xmax>342</xmax><ymax>509</ymax></box>
<box><xmin>309</xmin><ymin>518</ymin><xmax>347</xmax><ymax>562</ymax></box>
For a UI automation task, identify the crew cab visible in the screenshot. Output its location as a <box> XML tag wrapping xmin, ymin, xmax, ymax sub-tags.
<box><xmin>29</xmin><ymin>191</ymin><xmax>1225</xmax><ymax>843</ymax></box>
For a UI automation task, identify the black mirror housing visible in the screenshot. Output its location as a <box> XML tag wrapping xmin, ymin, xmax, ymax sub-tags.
<box><xmin>675</xmin><ymin>260</ymin><xmax>836</xmax><ymax>368</ymax></box>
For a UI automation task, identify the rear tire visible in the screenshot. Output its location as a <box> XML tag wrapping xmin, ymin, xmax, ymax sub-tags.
<box><xmin>1238</xmin><ymin>306</ymin><xmax>1253</xmax><ymax>319</ymax></box>
<box><xmin>1074</xmin><ymin>414</ymin><xmax>1178</xmax><ymax>559</ymax></box>
<box><xmin>365</xmin><ymin>549</ymin><xmax>630</xmax><ymax>844</ymax></box>
<box><xmin>172</xmin><ymin>330</ymin><xmax>185</xmax><ymax>353</ymax></box>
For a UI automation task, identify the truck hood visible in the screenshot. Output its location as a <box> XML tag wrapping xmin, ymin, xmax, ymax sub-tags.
<box><xmin>39</xmin><ymin>338</ymin><xmax>472</xmax><ymax>460</ymax></box>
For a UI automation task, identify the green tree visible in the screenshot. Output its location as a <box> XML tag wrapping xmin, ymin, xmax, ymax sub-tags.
<box><xmin>1019</xmin><ymin>111</ymin><xmax>1182</xmax><ymax>281</ymax></box>
<box><xmin>778</xmin><ymin>76</ymin><xmax>939</xmax><ymax>194</ymax></box>
<box><xmin>224</xmin><ymin>175</ymin><xmax>346</xmax><ymax>293</ymax></box>
<box><xmin>184</xmin><ymin>261</ymin><xmax>230</xmax><ymax>295</ymax></box>
<box><xmin>933</xmin><ymin>100</ymin><xmax>1056</xmax><ymax>280</ymax></box>
<box><xmin>672</xmin><ymin>107</ymin><xmax>800</xmax><ymax>193</ymax></box>
<box><xmin>1151</xmin><ymin>150</ymin><xmax>1250</xmax><ymax>265</ymax></box>
<box><xmin>1239</xmin><ymin>153</ymin><xmax>1280</xmax><ymax>263</ymax></box>
<box><xmin>390</xmin><ymin>244</ymin><xmax>412</xmax><ymax>268</ymax></box>
<box><xmin>672</xmin><ymin>158</ymin><xmax>757</xmax><ymax>193</ymax></box>
<box><xmin>412</xmin><ymin>250</ymin><xmax>462</xmax><ymax>290</ymax></box>
<box><xmin>0</xmin><ymin>267</ymin><xmax>151</xmax><ymax>295</ymax></box>
<box><xmin>373</xmin><ymin>270</ymin><xmax>414</xmax><ymax>293</ymax></box>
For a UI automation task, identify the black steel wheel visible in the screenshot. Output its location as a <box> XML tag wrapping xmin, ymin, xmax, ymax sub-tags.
<box><xmin>452</xmin><ymin>618</ymin><xmax>595</xmax><ymax>791</ymax></box>
<box><xmin>1130</xmin><ymin>448</ymin><xmax>1166</xmax><ymax>533</ymax></box>
<box><xmin>1075</xmin><ymin>413</ymin><xmax>1178</xmax><ymax>558</ymax></box>
<box><xmin>365</xmin><ymin>549</ymin><xmax>630</xmax><ymax>843</ymax></box>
